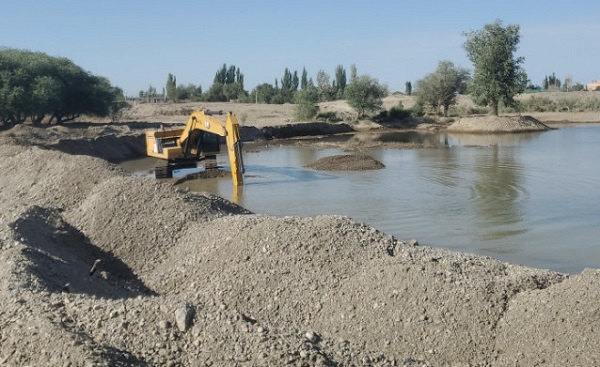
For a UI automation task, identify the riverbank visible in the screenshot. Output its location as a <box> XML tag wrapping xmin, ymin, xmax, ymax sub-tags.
<box><xmin>1</xmin><ymin>99</ymin><xmax>599</xmax><ymax>365</ymax></box>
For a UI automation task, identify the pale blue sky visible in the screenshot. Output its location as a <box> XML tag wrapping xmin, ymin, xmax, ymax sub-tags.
<box><xmin>2</xmin><ymin>0</ymin><xmax>599</xmax><ymax>96</ymax></box>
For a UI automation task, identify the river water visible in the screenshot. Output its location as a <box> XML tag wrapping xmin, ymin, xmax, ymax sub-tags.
<box><xmin>123</xmin><ymin>124</ymin><xmax>600</xmax><ymax>274</ymax></box>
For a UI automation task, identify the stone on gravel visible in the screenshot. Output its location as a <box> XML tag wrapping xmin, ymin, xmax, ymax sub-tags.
<box><xmin>175</xmin><ymin>304</ymin><xmax>195</xmax><ymax>332</ymax></box>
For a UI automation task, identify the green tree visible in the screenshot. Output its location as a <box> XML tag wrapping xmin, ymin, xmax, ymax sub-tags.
<box><xmin>252</xmin><ymin>83</ymin><xmax>277</xmax><ymax>104</ymax></box>
<box><xmin>214</xmin><ymin>64</ymin><xmax>227</xmax><ymax>84</ymax></box>
<box><xmin>316</xmin><ymin>70</ymin><xmax>335</xmax><ymax>102</ymax></box>
<box><xmin>226</xmin><ymin>65</ymin><xmax>236</xmax><ymax>84</ymax></box>
<box><xmin>350</xmin><ymin>64</ymin><xmax>357</xmax><ymax>80</ymax></box>
<box><xmin>205</xmin><ymin>82</ymin><xmax>226</xmax><ymax>102</ymax></box>
<box><xmin>0</xmin><ymin>49</ymin><xmax>120</xmax><ymax>126</ymax></box>
<box><xmin>166</xmin><ymin>73</ymin><xmax>177</xmax><ymax>102</ymax></box>
<box><xmin>300</xmin><ymin>67</ymin><xmax>308</xmax><ymax>90</ymax></box>
<box><xmin>294</xmin><ymin>81</ymin><xmax>319</xmax><ymax>121</ymax></box>
<box><xmin>543</xmin><ymin>73</ymin><xmax>561</xmax><ymax>91</ymax></box>
<box><xmin>30</xmin><ymin>75</ymin><xmax>62</xmax><ymax>124</ymax></box>
<box><xmin>280</xmin><ymin>68</ymin><xmax>296</xmax><ymax>103</ymax></box>
<box><xmin>334</xmin><ymin>65</ymin><xmax>347</xmax><ymax>99</ymax></box>
<box><xmin>405</xmin><ymin>81</ymin><xmax>412</xmax><ymax>95</ymax></box>
<box><xmin>463</xmin><ymin>20</ymin><xmax>527</xmax><ymax>116</ymax></box>
<box><xmin>236</xmin><ymin>67</ymin><xmax>244</xmax><ymax>91</ymax></box>
<box><xmin>223</xmin><ymin>82</ymin><xmax>244</xmax><ymax>101</ymax></box>
<box><xmin>344</xmin><ymin>74</ymin><xmax>387</xmax><ymax>118</ymax></box>
<box><xmin>416</xmin><ymin>60</ymin><xmax>470</xmax><ymax>117</ymax></box>
<box><xmin>292</xmin><ymin>71</ymin><xmax>299</xmax><ymax>90</ymax></box>
<box><xmin>176</xmin><ymin>83</ymin><xmax>202</xmax><ymax>101</ymax></box>
<box><xmin>208</xmin><ymin>64</ymin><xmax>245</xmax><ymax>101</ymax></box>
<box><xmin>185</xmin><ymin>84</ymin><xmax>202</xmax><ymax>101</ymax></box>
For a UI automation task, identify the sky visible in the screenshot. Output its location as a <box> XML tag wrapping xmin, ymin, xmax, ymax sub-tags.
<box><xmin>2</xmin><ymin>0</ymin><xmax>599</xmax><ymax>96</ymax></box>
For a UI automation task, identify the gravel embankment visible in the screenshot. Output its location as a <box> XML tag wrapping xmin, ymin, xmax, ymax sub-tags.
<box><xmin>1</xmin><ymin>125</ymin><xmax>600</xmax><ymax>366</ymax></box>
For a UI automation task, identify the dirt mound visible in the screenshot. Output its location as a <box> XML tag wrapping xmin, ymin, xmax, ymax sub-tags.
<box><xmin>447</xmin><ymin>115</ymin><xmax>551</xmax><ymax>133</ymax></box>
<box><xmin>305</xmin><ymin>154</ymin><xmax>385</xmax><ymax>171</ymax></box>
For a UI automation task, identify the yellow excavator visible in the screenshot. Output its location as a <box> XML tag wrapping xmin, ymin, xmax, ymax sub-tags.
<box><xmin>145</xmin><ymin>109</ymin><xmax>244</xmax><ymax>186</ymax></box>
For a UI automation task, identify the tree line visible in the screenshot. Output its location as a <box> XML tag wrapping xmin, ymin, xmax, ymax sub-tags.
<box><xmin>156</xmin><ymin>64</ymin><xmax>356</xmax><ymax>105</ymax></box>
<box><xmin>152</xmin><ymin>20</ymin><xmax>564</xmax><ymax>119</ymax></box>
<box><xmin>2</xmin><ymin>20</ymin><xmax>593</xmax><ymax>128</ymax></box>
<box><xmin>153</xmin><ymin>63</ymin><xmax>388</xmax><ymax>120</ymax></box>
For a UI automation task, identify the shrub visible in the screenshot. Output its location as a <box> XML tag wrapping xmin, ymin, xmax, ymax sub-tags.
<box><xmin>294</xmin><ymin>104</ymin><xmax>319</xmax><ymax>121</ymax></box>
<box><xmin>294</xmin><ymin>87</ymin><xmax>319</xmax><ymax>121</ymax></box>
<box><xmin>581</xmin><ymin>98</ymin><xmax>600</xmax><ymax>111</ymax></box>
<box><xmin>466</xmin><ymin>106</ymin><xmax>489</xmax><ymax>115</ymax></box>
<box><xmin>410</xmin><ymin>103</ymin><xmax>425</xmax><ymax>117</ymax></box>
<box><xmin>315</xmin><ymin>111</ymin><xmax>340</xmax><ymax>122</ymax></box>
<box><xmin>518</xmin><ymin>96</ymin><xmax>557</xmax><ymax>112</ymax></box>
<box><xmin>389</xmin><ymin>104</ymin><xmax>411</xmax><ymax>119</ymax></box>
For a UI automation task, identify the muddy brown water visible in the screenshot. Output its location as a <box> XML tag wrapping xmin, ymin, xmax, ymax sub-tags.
<box><xmin>122</xmin><ymin>123</ymin><xmax>600</xmax><ymax>274</ymax></box>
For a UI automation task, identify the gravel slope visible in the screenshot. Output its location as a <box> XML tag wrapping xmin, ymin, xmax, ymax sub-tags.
<box><xmin>2</xmin><ymin>132</ymin><xmax>600</xmax><ymax>366</ymax></box>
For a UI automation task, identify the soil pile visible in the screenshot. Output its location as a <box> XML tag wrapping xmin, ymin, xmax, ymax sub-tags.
<box><xmin>305</xmin><ymin>154</ymin><xmax>385</xmax><ymax>171</ymax></box>
<box><xmin>447</xmin><ymin>115</ymin><xmax>551</xmax><ymax>133</ymax></box>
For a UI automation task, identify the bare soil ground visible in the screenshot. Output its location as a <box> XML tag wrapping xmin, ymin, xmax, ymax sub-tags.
<box><xmin>118</xmin><ymin>95</ymin><xmax>418</xmax><ymax>128</ymax></box>
<box><xmin>1</xmin><ymin>93</ymin><xmax>600</xmax><ymax>366</ymax></box>
<box><xmin>119</xmin><ymin>93</ymin><xmax>600</xmax><ymax>128</ymax></box>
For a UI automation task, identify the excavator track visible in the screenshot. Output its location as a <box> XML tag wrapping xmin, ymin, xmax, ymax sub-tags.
<box><xmin>203</xmin><ymin>155</ymin><xmax>218</xmax><ymax>170</ymax></box>
<box><xmin>155</xmin><ymin>160</ymin><xmax>172</xmax><ymax>179</ymax></box>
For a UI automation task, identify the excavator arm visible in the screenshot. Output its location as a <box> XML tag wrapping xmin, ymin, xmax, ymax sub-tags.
<box><xmin>145</xmin><ymin>110</ymin><xmax>244</xmax><ymax>186</ymax></box>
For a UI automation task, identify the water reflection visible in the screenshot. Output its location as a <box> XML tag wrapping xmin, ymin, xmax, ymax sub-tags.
<box><xmin>446</xmin><ymin>131</ymin><xmax>544</xmax><ymax>146</ymax></box>
<box><xmin>414</xmin><ymin>147</ymin><xmax>461</xmax><ymax>188</ymax></box>
<box><xmin>345</xmin><ymin>130</ymin><xmax>545</xmax><ymax>148</ymax></box>
<box><xmin>243</xmin><ymin>165</ymin><xmax>335</xmax><ymax>186</ymax></box>
<box><xmin>471</xmin><ymin>145</ymin><xmax>528</xmax><ymax>244</ymax></box>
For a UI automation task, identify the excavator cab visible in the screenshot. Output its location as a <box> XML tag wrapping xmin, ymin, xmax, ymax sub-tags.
<box><xmin>190</xmin><ymin>130</ymin><xmax>220</xmax><ymax>156</ymax></box>
<box><xmin>145</xmin><ymin>110</ymin><xmax>244</xmax><ymax>185</ymax></box>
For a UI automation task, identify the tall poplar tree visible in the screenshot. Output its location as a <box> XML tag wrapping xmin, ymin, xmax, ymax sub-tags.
<box><xmin>166</xmin><ymin>73</ymin><xmax>177</xmax><ymax>102</ymax></box>
<box><xmin>334</xmin><ymin>65</ymin><xmax>347</xmax><ymax>99</ymax></box>
<box><xmin>301</xmin><ymin>67</ymin><xmax>308</xmax><ymax>90</ymax></box>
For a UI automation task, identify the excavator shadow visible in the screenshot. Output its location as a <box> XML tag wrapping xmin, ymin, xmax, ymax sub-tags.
<box><xmin>10</xmin><ymin>206</ymin><xmax>157</xmax><ymax>299</ymax></box>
